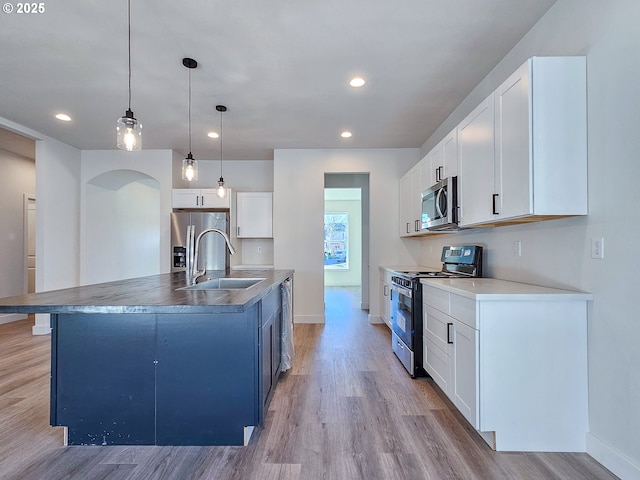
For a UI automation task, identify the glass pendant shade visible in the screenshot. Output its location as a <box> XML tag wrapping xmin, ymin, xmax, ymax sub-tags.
<box><xmin>182</xmin><ymin>154</ymin><xmax>198</xmax><ymax>181</ymax></box>
<box><xmin>217</xmin><ymin>177</ymin><xmax>226</xmax><ymax>198</ymax></box>
<box><xmin>117</xmin><ymin>109</ymin><xmax>142</xmax><ymax>151</ymax></box>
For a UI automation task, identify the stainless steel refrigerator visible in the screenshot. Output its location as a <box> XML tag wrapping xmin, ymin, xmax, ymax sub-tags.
<box><xmin>171</xmin><ymin>211</ymin><xmax>230</xmax><ymax>273</ymax></box>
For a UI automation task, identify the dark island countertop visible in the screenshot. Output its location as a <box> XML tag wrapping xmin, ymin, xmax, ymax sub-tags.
<box><xmin>0</xmin><ymin>269</ymin><xmax>294</xmax><ymax>315</ymax></box>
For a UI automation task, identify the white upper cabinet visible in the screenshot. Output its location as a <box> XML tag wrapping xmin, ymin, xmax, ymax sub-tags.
<box><xmin>459</xmin><ymin>56</ymin><xmax>587</xmax><ymax>228</ymax></box>
<box><xmin>399</xmin><ymin>160</ymin><xmax>431</xmax><ymax>237</ymax></box>
<box><xmin>429</xmin><ymin>127</ymin><xmax>459</xmax><ymax>186</ymax></box>
<box><xmin>458</xmin><ymin>94</ymin><xmax>496</xmax><ymax>227</ymax></box>
<box><xmin>172</xmin><ymin>188</ymin><xmax>232</xmax><ymax>209</ymax></box>
<box><xmin>497</xmin><ymin>56</ymin><xmax>587</xmax><ymax>219</ymax></box>
<box><xmin>236</xmin><ymin>192</ymin><xmax>273</xmax><ymax>238</ymax></box>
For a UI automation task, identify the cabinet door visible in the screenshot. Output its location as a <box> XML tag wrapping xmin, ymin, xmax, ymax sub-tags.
<box><xmin>442</xmin><ymin>127</ymin><xmax>459</xmax><ymax>178</ymax></box>
<box><xmin>172</xmin><ymin>189</ymin><xmax>202</xmax><ymax>208</ymax></box>
<box><xmin>379</xmin><ymin>279</ymin><xmax>392</xmax><ymax>328</ymax></box>
<box><xmin>423</xmin><ymin>305</ymin><xmax>453</xmax><ymax>397</ymax></box>
<box><xmin>410</xmin><ymin>166</ymin><xmax>423</xmax><ymax>234</ymax></box>
<box><xmin>399</xmin><ymin>173</ymin><xmax>412</xmax><ymax>237</ymax></box>
<box><xmin>201</xmin><ymin>188</ymin><xmax>232</xmax><ymax>209</ymax></box>
<box><xmin>458</xmin><ymin>94</ymin><xmax>496</xmax><ymax>227</ymax></box>
<box><xmin>237</xmin><ymin>192</ymin><xmax>273</xmax><ymax>238</ymax></box>
<box><xmin>262</xmin><ymin>312</ymin><xmax>274</xmax><ymax>408</ymax></box>
<box><xmin>452</xmin><ymin>318</ymin><xmax>479</xmax><ymax>428</ymax></box>
<box><xmin>495</xmin><ymin>60</ymin><xmax>532</xmax><ymax>220</ymax></box>
<box><xmin>429</xmin><ymin>142</ymin><xmax>444</xmax><ymax>185</ymax></box>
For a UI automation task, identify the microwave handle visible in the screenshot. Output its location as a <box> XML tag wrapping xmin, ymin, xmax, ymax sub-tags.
<box><xmin>435</xmin><ymin>188</ymin><xmax>445</xmax><ymax>219</ymax></box>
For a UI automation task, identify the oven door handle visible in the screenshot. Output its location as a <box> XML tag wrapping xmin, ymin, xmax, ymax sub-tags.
<box><xmin>391</xmin><ymin>284</ymin><xmax>412</xmax><ymax>298</ymax></box>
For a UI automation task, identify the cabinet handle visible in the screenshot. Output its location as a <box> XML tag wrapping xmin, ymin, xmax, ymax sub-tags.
<box><xmin>406</xmin><ymin>222</ymin><xmax>410</xmax><ymax>234</ymax></box>
<box><xmin>415</xmin><ymin>219</ymin><xmax>420</xmax><ymax>232</ymax></box>
<box><xmin>435</xmin><ymin>168</ymin><xmax>439</xmax><ymax>182</ymax></box>
<box><xmin>237</xmin><ymin>226</ymin><xmax>240</xmax><ymax>237</ymax></box>
<box><xmin>201</xmin><ymin>195</ymin><xmax>205</xmax><ymax>206</ymax></box>
<box><xmin>447</xmin><ymin>322</ymin><xmax>453</xmax><ymax>344</ymax></box>
<box><xmin>492</xmin><ymin>194</ymin><xmax>499</xmax><ymax>215</ymax></box>
<box><xmin>196</xmin><ymin>195</ymin><xmax>199</xmax><ymax>206</ymax></box>
<box><xmin>383</xmin><ymin>285</ymin><xmax>388</xmax><ymax>296</ymax></box>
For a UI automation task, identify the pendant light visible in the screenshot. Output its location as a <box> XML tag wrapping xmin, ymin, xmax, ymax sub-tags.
<box><xmin>181</xmin><ymin>58</ymin><xmax>198</xmax><ymax>182</ymax></box>
<box><xmin>116</xmin><ymin>0</ymin><xmax>142</xmax><ymax>151</ymax></box>
<box><xmin>216</xmin><ymin>105</ymin><xmax>228</xmax><ymax>198</ymax></box>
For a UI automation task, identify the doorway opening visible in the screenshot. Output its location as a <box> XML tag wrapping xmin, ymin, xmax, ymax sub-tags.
<box><xmin>324</xmin><ymin>173</ymin><xmax>370</xmax><ymax>317</ymax></box>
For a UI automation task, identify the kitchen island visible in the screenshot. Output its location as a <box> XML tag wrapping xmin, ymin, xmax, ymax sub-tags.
<box><xmin>0</xmin><ymin>269</ymin><xmax>293</xmax><ymax>447</ymax></box>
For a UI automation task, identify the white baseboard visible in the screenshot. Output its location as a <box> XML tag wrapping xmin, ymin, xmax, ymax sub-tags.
<box><xmin>293</xmin><ymin>314</ymin><xmax>325</xmax><ymax>324</ymax></box>
<box><xmin>0</xmin><ymin>313</ymin><xmax>27</xmax><ymax>325</ymax></box>
<box><xmin>32</xmin><ymin>324</ymin><xmax>52</xmax><ymax>335</ymax></box>
<box><xmin>368</xmin><ymin>314</ymin><xmax>383</xmax><ymax>324</ymax></box>
<box><xmin>587</xmin><ymin>432</ymin><xmax>640</xmax><ymax>479</ymax></box>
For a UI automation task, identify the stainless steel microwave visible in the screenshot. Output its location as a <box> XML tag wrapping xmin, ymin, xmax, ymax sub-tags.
<box><xmin>421</xmin><ymin>176</ymin><xmax>458</xmax><ymax>231</ymax></box>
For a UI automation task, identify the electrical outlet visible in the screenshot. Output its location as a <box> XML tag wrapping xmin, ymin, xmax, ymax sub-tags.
<box><xmin>514</xmin><ymin>240</ymin><xmax>522</xmax><ymax>257</ymax></box>
<box><xmin>591</xmin><ymin>237</ymin><xmax>604</xmax><ymax>259</ymax></box>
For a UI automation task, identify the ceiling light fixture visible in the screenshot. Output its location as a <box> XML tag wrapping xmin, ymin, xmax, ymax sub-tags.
<box><xmin>116</xmin><ymin>0</ymin><xmax>142</xmax><ymax>151</ymax></box>
<box><xmin>341</xmin><ymin>131</ymin><xmax>353</xmax><ymax>138</ymax></box>
<box><xmin>216</xmin><ymin>105</ymin><xmax>228</xmax><ymax>199</ymax></box>
<box><xmin>207</xmin><ymin>131</ymin><xmax>219</xmax><ymax>139</ymax></box>
<box><xmin>349</xmin><ymin>76</ymin><xmax>366</xmax><ymax>88</ymax></box>
<box><xmin>55</xmin><ymin>113</ymin><xmax>72</xmax><ymax>122</ymax></box>
<box><xmin>181</xmin><ymin>58</ymin><xmax>198</xmax><ymax>182</ymax></box>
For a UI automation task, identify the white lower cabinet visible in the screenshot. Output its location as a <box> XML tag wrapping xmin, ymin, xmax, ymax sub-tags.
<box><xmin>379</xmin><ymin>268</ymin><xmax>393</xmax><ymax>329</ymax></box>
<box><xmin>422</xmin><ymin>280</ymin><xmax>589</xmax><ymax>452</ymax></box>
<box><xmin>451</xmin><ymin>318</ymin><xmax>478</xmax><ymax>429</ymax></box>
<box><xmin>423</xmin><ymin>304</ymin><xmax>453</xmax><ymax>397</ymax></box>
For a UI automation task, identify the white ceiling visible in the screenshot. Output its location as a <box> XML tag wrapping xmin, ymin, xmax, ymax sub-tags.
<box><xmin>0</xmin><ymin>0</ymin><xmax>556</xmax><ymax>160</ymax></box>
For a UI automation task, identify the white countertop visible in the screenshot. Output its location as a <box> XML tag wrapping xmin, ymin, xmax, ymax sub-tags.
<box><xmin>420</xmin><ymin>277</ymin><xmax>593</xmax><ymax>301</ymax></box>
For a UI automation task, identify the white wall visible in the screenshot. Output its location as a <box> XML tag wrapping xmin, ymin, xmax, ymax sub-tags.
<box><xmin>273</xmin><ymin>148</ymin><xmax>418</xmax><ymax>323</ymax></box>
<box><xmin>81</xmin><ymin>150</ymin><xmax>174</xmax><ymax>283</ymax></box>
<box><xmin>0</xmin><ymin>134</ymin><xmax>35</xmax><ymax>325</ymax></box>
<box><xmin>417</xmin><ymin>1</ymin><xmax>640</xmax><ymax>476</ymax></box>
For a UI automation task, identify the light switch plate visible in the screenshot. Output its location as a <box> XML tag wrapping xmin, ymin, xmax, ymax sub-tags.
<box><xmin>591</xmin><ymin>237</ymin><xmax>604</xmax><ymax>259</ymax></box>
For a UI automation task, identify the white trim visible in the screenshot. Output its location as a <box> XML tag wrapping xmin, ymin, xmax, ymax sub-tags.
<box><xmin>0</xmin><ymin>313</ymin><xmax>27</xmax><ymax>325</ymax></box>
<box><xmin>368</xmin><ymin>314</ymin><xmax>383</xmax><ymax>324</ymax></box>
<box><xmin>294</xmin><ymin>314</ymin><xmax>325</xmax><ymax>324</ymax></box>
<box><xmin>587</xmin><ymin>433</ymin><xmax>640</xmax><ymax>480</ymax></box>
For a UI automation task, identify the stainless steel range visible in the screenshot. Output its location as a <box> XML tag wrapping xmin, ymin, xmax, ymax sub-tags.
<box><xmin>390</xmin><ymin>245</ymin><xmax>483</xmax><ymax>377</ymax></box>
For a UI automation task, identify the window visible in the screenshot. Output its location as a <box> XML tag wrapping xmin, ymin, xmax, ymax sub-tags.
<box><xmin>324</xmin><ymin>213</ymin><xmax>348</xmax><ymax>269</ymax></box>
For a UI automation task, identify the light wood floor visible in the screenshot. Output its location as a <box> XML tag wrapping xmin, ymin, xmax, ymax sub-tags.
<box><xmin>0</xmin><ymin>290</ymin><xmax>618</xmax><ymax>479</ymax></box>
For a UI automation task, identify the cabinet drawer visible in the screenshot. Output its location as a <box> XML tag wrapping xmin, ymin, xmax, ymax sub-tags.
<box><xmin>424</xmin><ymin>336</ymin><xmax>452</xmax><ymax>397</ymax></box>
<box><xmin>424</xmin><ymin>304</ymin><xmax>453</xmax><ymax>353</ymax></box>
<box><xmin>422</xmin><ymin>284</ymin><xmax>449</xmax><ymax>313</ymax></box>
<box><xmin>450</xmin><ymin>294</ymin><xmax>477</xmax><ymax>329</ymax></box>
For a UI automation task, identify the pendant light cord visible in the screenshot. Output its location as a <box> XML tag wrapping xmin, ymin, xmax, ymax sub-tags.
<box><xmin>188</xmin><ymin>67</ymin><xmax>192</xmax><ymax>153</ymax></box>
<box><xmin>219</xmin><ymin>109</ymin><xmax>223</xmax><ymax>177</ymax></box>
<box><xmin>127</xmin><ymin>0</ymin><xmax>132</xmax><ymax>110</ymax></box>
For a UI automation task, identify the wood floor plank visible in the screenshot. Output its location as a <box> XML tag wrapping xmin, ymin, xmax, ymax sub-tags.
<box><xmin>0</xmin><ymin>292</ymin><xmax>620</xmax><ymax>480</ymax></box>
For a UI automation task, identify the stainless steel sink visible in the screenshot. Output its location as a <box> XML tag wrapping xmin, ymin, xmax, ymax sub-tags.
<box><xmin>177</xmin><ymin>277</ymin><xmax>266</xmax><ymax>291</ymax></box>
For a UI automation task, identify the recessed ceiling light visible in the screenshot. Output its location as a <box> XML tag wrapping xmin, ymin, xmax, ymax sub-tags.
<box><xmin>55</xmin><ymin>113</ymin><xmax>72</xmax><ymax>122</ymax></box>
<box><xmin>349</xmin><ymin>77</ymin><xmax>366</xmax><ymax>88</ymax></box>
<box><xmin>207</xmin><ymin>131</ymin><xmax>220</xmax><ymax>139</ymax></box>
<box><xmin>341</xmin><ymin>131</ymin><xmax>353</xmax><ymax>138</ymax></box>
